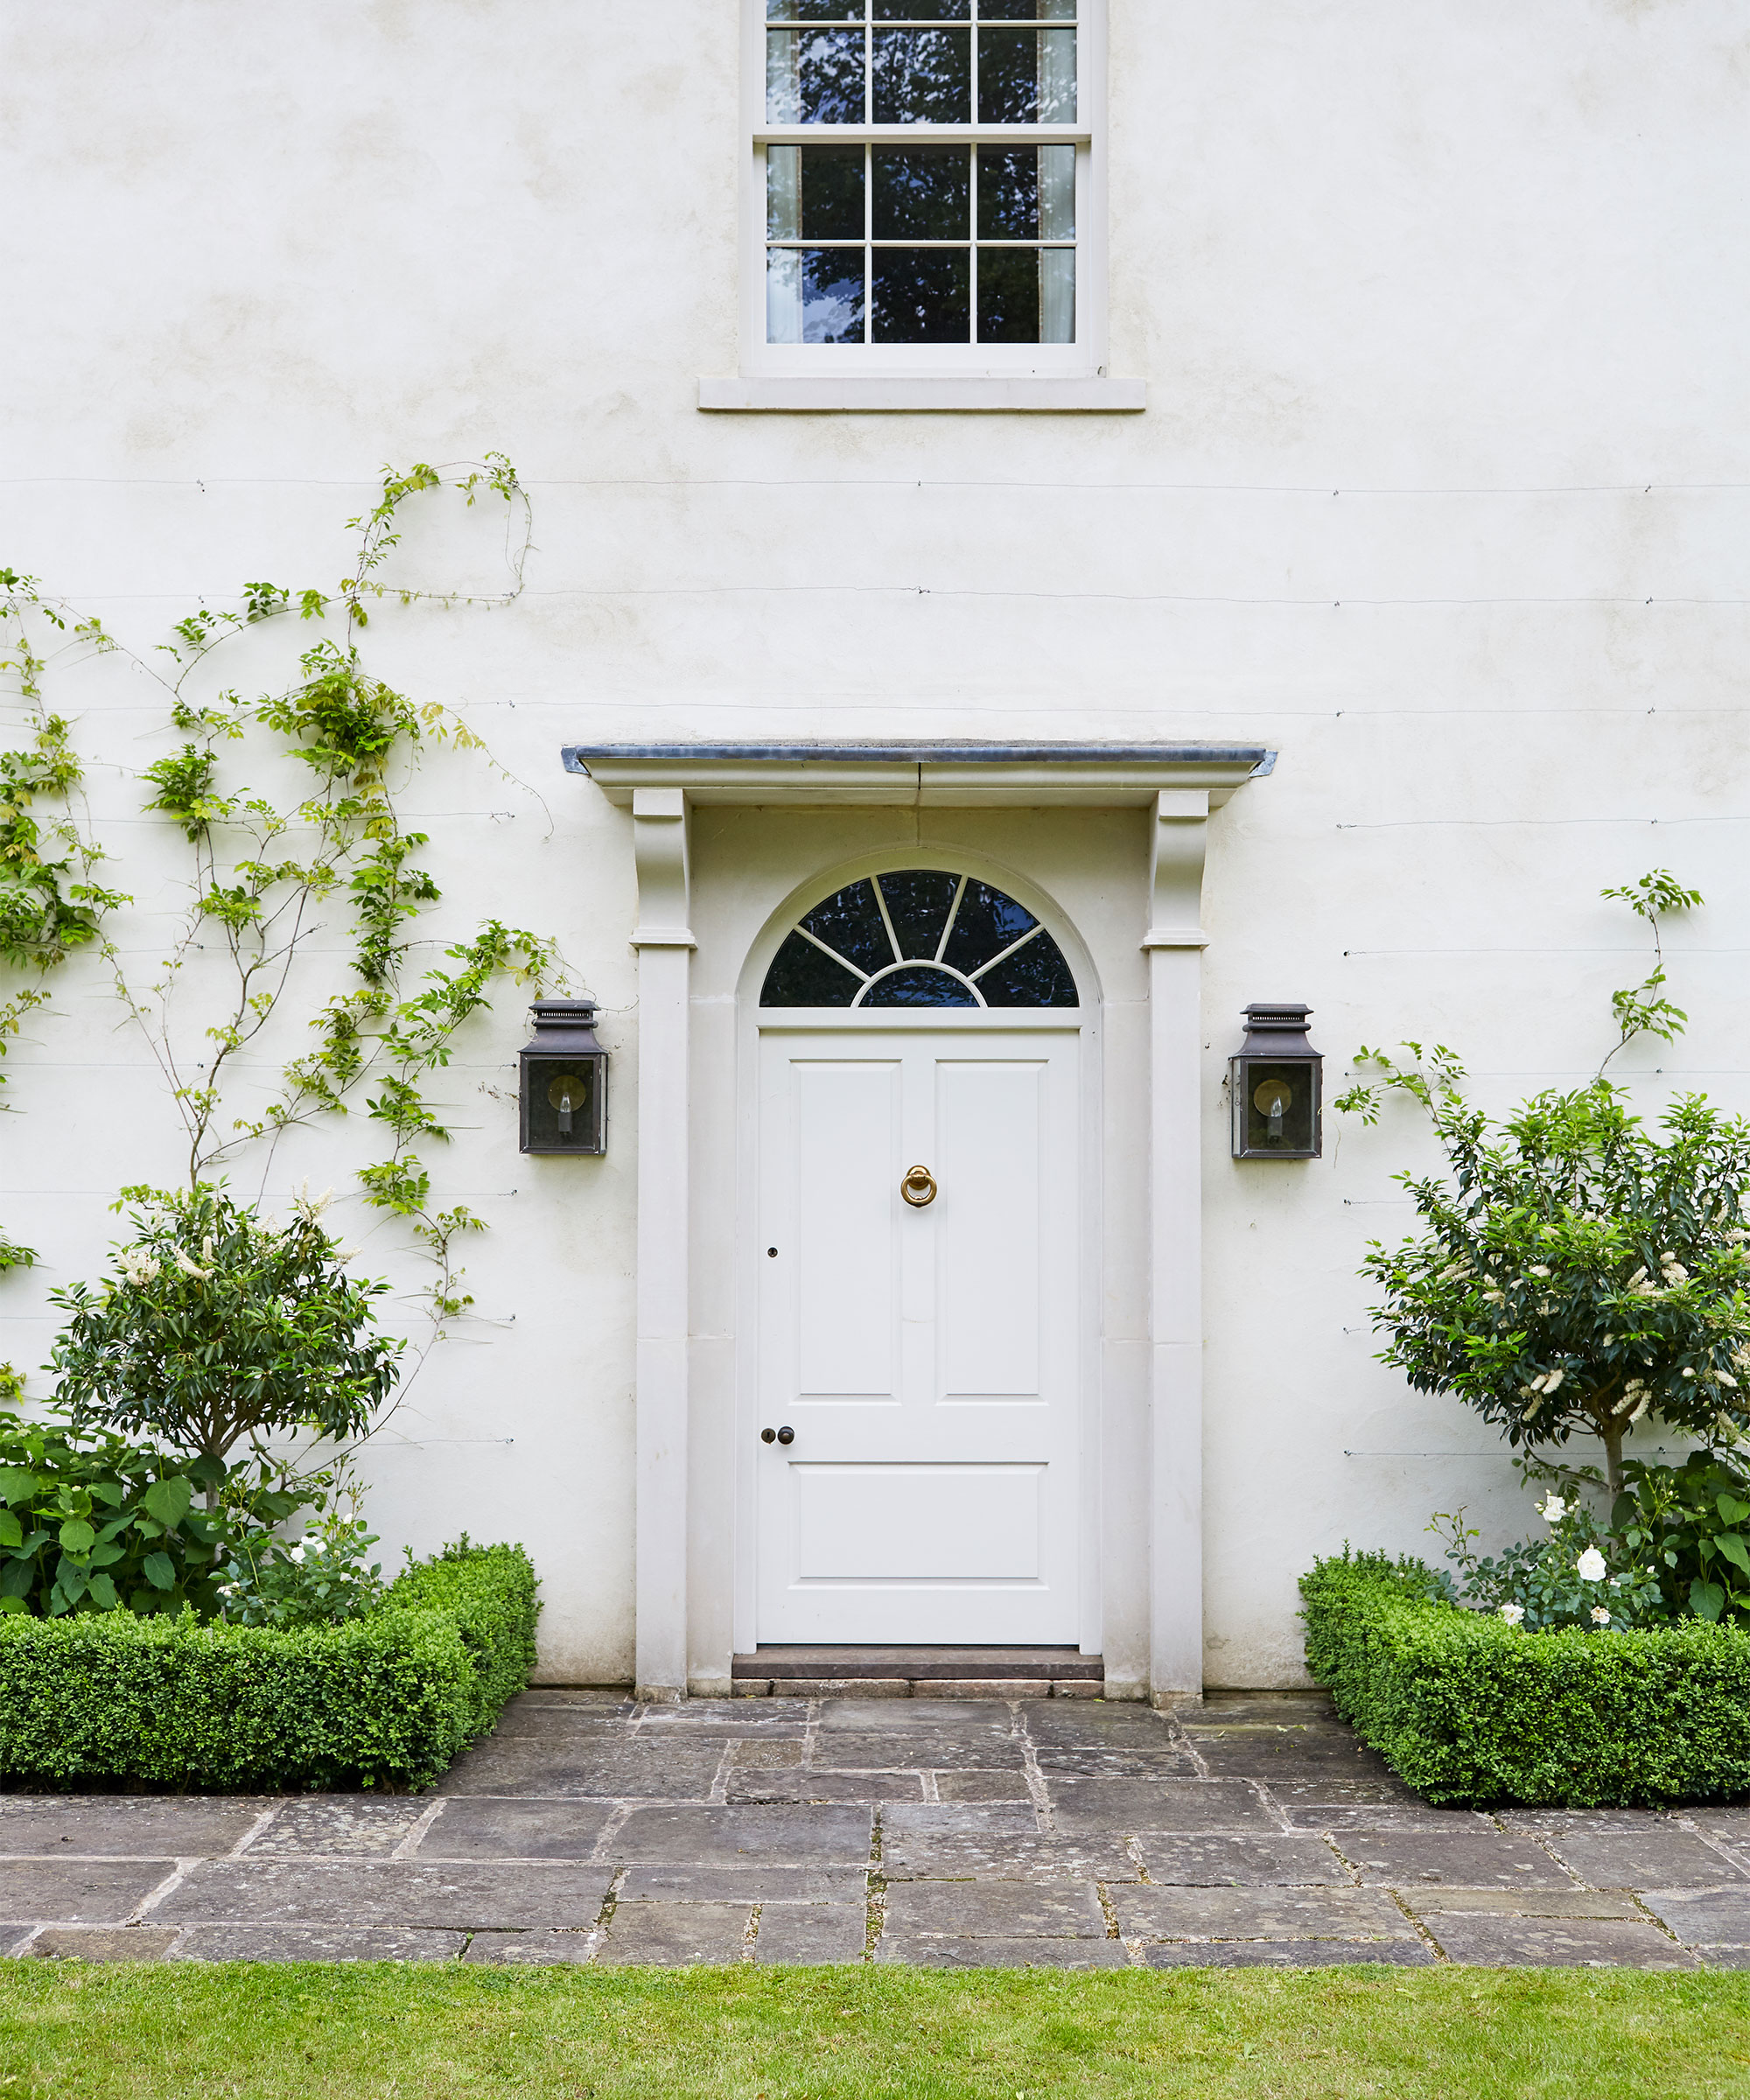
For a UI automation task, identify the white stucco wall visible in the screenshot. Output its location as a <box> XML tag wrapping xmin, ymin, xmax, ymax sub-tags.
<box><xmin>1</xmin><ymin>2</ymin><xmax>1746</xmax><ymax>1684</ymax></box>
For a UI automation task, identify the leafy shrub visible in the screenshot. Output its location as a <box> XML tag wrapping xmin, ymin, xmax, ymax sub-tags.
<box><xmin>0</xmin><ymin>1408</ymin><xmax>226</xmax><ymax>1618</ymax></box>
<box><xmin>1613</xmin><ymin>1452</ymin><xmax>1750</xmax><ymax>1625</ymax></box>
<box><xmin>1300</xmin><ymin>1549</ymin><xmax>1750</xmax><ymax>1806</ymax></box>
<box><xmin>0</xmin><ymin>1541</ymin><xmax>538</xmax><ymax>1791</ymax></box>
<box><xmin>216</xmin><ymin>1510</ymin><xmax>384</xmax><ymax>1629</ymax></box>
<box><xmin>1430</xmin><ymin>1492</ymin><xmax>1667</xmax><ymax>1633</ymax></box>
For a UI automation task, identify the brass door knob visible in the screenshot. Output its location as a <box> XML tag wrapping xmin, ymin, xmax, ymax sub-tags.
<box><xmin>900</xmin><ymin>1165</ymin><xmax>937</xmax><ymax>1208</ymax></box>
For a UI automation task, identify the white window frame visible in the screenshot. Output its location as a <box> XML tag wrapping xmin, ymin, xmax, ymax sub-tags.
<box><xmin>703</xmin><ymin>0</ymin><xmax>1138</xmax><ymax>411</ymax></box>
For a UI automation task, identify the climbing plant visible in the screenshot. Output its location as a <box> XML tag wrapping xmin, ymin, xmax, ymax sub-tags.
<box><xmin>0</xmin><ymin>457</ymin><xmax>563</xmax><ymax>1354</ymax></box>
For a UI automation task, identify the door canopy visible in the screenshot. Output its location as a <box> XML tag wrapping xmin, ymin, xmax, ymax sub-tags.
<box><xmin>760</xmin><ymin>869</ymin><xmax>1078</xmax><ymax>1008</ymax></box>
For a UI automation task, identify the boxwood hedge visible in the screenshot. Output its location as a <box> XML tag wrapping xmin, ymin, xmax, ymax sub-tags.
<box><xmin>0</xmin><ymin>1540</ymin><xmax>537</xmax><ymax>1792</ymax></box>
<box><xmin>1300</xmin><ymin>1549</ymin><xmax>1750</xmax><ymax>1807</ymax></box>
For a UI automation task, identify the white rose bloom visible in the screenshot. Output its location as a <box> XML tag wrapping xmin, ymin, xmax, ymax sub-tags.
<box><xmin>1590</xmin><ymin>1606</ymin><xmax>1612</xmax><ymax>1626</ymax></box>
<box><xmin>1499</xmin><ymin>1603</ymin><xmax>1525</xmax><ymax>1626</ymax></box>
<box><xmin>1576</xmin><ymin>1547</ymin><xmax>1607</xmax><ymax>1581</ymax></box>
<box><xmin>1537</xmin><ymin>1495</ymin><xmax>1567</xmax><ymax>1523</ymax></box>
<box><xmin>289</xmin><ymin>1544</ymin><xmax>305</xmax><ymax>1564</ymax></box>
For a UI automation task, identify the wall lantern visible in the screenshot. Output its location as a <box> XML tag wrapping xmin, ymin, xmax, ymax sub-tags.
<box><xmin>519</xmin><ymin>998</ymin><xmax>607</xmax><ymax>1155</ymax></box>
<box><xmin>1229</xmin><ymin>1003</ymin><xmax>1323</xmax><ymax>1159</ymax></box>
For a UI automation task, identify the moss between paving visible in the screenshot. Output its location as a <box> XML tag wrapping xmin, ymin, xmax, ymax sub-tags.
<box><xmin>0</xmin><ymin>1964</ymin><xmax>1746</xmax><ymax>2099</ymax></box>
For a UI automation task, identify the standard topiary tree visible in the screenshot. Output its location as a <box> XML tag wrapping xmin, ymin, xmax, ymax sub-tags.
<box><xmin>46</xmin><ymin>1182</ymin><xmax>401</xmax><ymax>1483</ymax></box>
<box><xmin>1341</xmin><ymin>873</ymin><xmax>1750</xmax><ymax>1497</ymax></box>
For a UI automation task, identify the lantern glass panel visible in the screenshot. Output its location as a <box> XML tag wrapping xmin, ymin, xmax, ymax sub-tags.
<box><xmin>1240</xmin><ymin>1060</ymin><xmax>1317</xmax><ymax>1155</ymax></box>
<box><xmin>523</xmin><ymin>1056</ymin><xmax>605</xmax><ymax>1152</ymax></box>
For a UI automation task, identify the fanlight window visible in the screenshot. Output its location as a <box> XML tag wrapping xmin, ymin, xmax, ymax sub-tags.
<box><xmin>760</xmin><ymin>869</ymin><xmax>1077</xmax><ymax>1007</ymax></box>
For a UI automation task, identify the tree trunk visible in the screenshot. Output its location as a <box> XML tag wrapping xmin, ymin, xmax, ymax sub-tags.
<box><xmin>1600</xmin><ymin>1418</ymin><xmax>1625</xmax><ymax>1501</ymax></box>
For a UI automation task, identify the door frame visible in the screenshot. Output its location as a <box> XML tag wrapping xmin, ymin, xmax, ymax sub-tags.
<box><xmin>732</xmin><ymin>849</ymin><xmax>1105</xmax><ymax>1660</ymax></box>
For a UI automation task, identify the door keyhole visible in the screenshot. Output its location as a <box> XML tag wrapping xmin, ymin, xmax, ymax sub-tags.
<box><xmin>760</xmin><ymin>1425</ymin><xmax>794</xmax><ymax>1446</ymax></box>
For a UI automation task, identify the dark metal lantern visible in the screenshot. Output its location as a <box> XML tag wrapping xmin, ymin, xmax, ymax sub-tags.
<box><xmin>519</xmin><ymin>998</ymin><xmax>607</xmax><ymax>1155</ymax></box>
<box><xmin>1229</xmin><ymin>1003</ymin><xmax>1322</xmax><ymax>1159</ymax></box>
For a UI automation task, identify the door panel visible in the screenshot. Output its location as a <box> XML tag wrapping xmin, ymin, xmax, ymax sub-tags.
<box><xmin>756</xmin><ymin>1026</ymin><xmax>1079</xmax><ymax>1644</ymax></box>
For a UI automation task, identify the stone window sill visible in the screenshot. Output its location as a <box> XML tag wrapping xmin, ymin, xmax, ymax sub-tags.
<box><xmin>696</xmin><ymin>375</ymin><xmax>1146</xmax><ymax>413</ymax></box>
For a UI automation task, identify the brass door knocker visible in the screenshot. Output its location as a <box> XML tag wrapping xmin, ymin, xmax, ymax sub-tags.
<box><xmin>900</xmin><ymin>1165</ymin><xmax>937</xmax><ymax>1208</ymax></box>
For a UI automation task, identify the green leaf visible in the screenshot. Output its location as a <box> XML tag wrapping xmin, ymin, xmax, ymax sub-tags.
<box><xmin>1717</xmin><ymin>1494</ymin><xmax>1750</xmax><ymax>1526</ymax></box>
<box><xmin>142</xmin><ymin>1476</ymin><xmax>193</xmax><ymax>1528</ymax></box>
<box><xmin>1690</xmin><ymin>1579</ymin><xmax>1726</xmax><ymax>1621</ymax></box>
<box><xmin>57</xmin><ymin>1518</ymin><xmax>95</xmax><ymax>1553</ymax></box>
<box><xmin>0</xmin><ymin>1559</ymin><xmax>33</xmax><ymax>1600</ymax></box>
<box><xmin>1715</xmin><ymin>1533</ymin><xmax>1750</xmax><ymax>1576</ymax></box>
<box><xmin>86</xmin><ymin>1573</ymin><xmax>118</xmax><ymax>1610</ymax></box>
<box><xmin>0</xmin><ymin>1467</ymin><xmax>36</xmax><ymax>1505</ymax></box>
<box><xmin>141</xmin><ymin>1550</ymin><xmax>175</xmax><ymax>1591</ymax></box>
<box><xmin>88</xmin><ymin>1481</ymin><xmax>124</xmax><ymax>1508</ymax></box>
<box><xmin>0</xmin><ymin>1512</ymin><xmax>21</xmax><ymax>1550</ymax></box>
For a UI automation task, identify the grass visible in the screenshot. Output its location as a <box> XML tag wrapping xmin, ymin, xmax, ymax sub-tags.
<box><xmin>0</xmin><ymin>1963</ymin><xmax>1747</xmax><ymax>2099</ymax></box>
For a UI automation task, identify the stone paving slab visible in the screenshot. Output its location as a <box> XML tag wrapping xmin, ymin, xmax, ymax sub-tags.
<box><xmin>0</xmin><ymin>1860</ymin><xmax>173</xmax><ymax>1924</ymax></box>
<box><xmin>438</xmin><ymin>1739</ymin><xmax>728</xmax><ymax>1798</ymax></box>
<box><xmin>1333</xmin><ymin>1828</ymin><xmax>1578</xmax><ymax>1889</ymax></box>
<box><xmin>1114</xmin><ymin>1886</ymin><xmax>1415</xmax><ymax>1942</ymax></box>
<box><xmin>4</xmin><ymin>1690</ymin><xmax>1748</xmax><ymax>1970</ymax></box>
<box><xmin>0</xmin><ymin>1802</ymin><xmax>264</xmax><ymax>1857</ymax></box>
<box><xmin>754</xmin><ymin>1903</ymin><xmax>866</xmax><ymax>1964</ymax></box>
<box><xmin>598</xmin><ymin>1901</ymin><xmax>750</xmax><ymax>1964</ymax></box>
<box><xmin>1635</xmin><ymin>1888</ymin><xmax>1750</xmax><ymax>1946</ymax></box>
<box><xmin>1128</xmin><ymin>1834</ymin><xmax>1349</xmax><ymax>1886</ymax></box>
<box><xmin>466</xmin><ymin>1930</ymin><xmax>598</xmax><ymax>1965</ymax></box>
<box><xmin>247</xmin><ymin>1801</ymin><xmax>428</xmax><ymax>1856</ymax></box>
<box><xmin>1398</xmin><ymin>1887</ymin><xmax>1647</xmax><ymax>1919</ymax></box>
<box><xmin>618</xmin><ymin>1865</ymin><xmax>869</xmax><ymax>1904</ymax></box>
<box><xmin>878</xmin><ymin>1936</ymin><xmax>1131</xmax><ymax>1969</ymax></box>
<box><xmin>28</xmin><ymin>1927</ymin><xmax>179</xmax><ymax>1962</ymax></box>
<box><xmin>1536</xmin><ymin>1828</ymin><xmax>1748</xmax><ymax>1889</ymax></box>
<box><xmin>176</xmin><ymin>1924</ymin><xmax>468</xmax><ymax>1964</ymax></box>
<box><xmin>1425</xmin><ymin>1917</ymin><xmax>1698</xmax><ymax>1968</ymax></box>
<box><xmin>155</xmin><ymin>1859</ymin><xmax>614</xmax><ymax>1930</ymax></box>
<box><xmin>882</xmin><ymin>1880</ymin><xmax>1108</xmax><ymax>1939</ymax></box>
<box><xmin>1143</xmin><ymin>1939</ymin><xmax>1436</xmax><ymax>1969</ymax></box>
<box><xmin>611</xmin><ymin>1806</ymin><xmax>872</xmax><ymax>1864</ymax></box>
<box><xmin>1048</xmin><ymin>1777</ymin><xmax>1277</xmax><ymax>1832</ymax></box>
<box><xmin>416</xmin><ymin>1800</ymin><xmax>618</xmax><ymax>1860</ymax></box>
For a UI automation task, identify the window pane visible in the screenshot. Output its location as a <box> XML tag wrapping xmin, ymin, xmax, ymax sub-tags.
<box><xmin>942</xmin><ymin>878</ymin><xmax>1037</xmax><ymax>972</ymax></box>
<box><xmin>770</xmin><ymin>144</ymin><xmax>865</xmax><ymax>239</ymax></box>
<box><xmin>976</xmin><ymin>27</ymin><xmax>1075</xmax><ymax>122</ymax></box>
<box><xmin>801</xmin><ymin>879</ymin><xmax>894</xmax><ymax>973</ymax></box>
<box><xmin>976</xmin><ymin>932</ymin><xmax>1077</xmax><ymax>1006</ymax></box>
<box><xmin>874</xmin><ymin>148</ymin><xmax>970</xmax><ymax>239</ymax></box>
<box><xmin>769</xmin><ymin>0</ymin><xmax>864</xmax><ymax>17</ymax></box>
<box><xmin>974</xmin><ymin>144</ymin><xmax>1068</xmax><ymax>237</ymax></box>
<box><xmin>1039</xmin><ymin>244</ymin><xmax>1074</xmax><ymax>341</ymax></box>
<box><xmin>767</xmin><ymin>28</ymin><xmax>866</xmax><ymax>122</ymax></box>
<box><xmin>980</xmin><ymin>0</ymin><xmax>1075</xmax><ymax>18</ymax></box>
<box><xmin>760</xmin><ymin>932</ymin><xmax>862</xmax><ymax>1006</ymax></box>
<box><xmin>767</xmin><ymin>248</ymin><xmax>866</xmax><ymax>343</ymax></box>
<box><xmin>976</xmin><ymin>247</ymin><xmax>1038</xmax><ymax>341</ymax></box>
<box><xmin>859</xmin><ymin>965</ymin><xmax>978</xmax><ymax>1006</ymax></box>
<box><xmin>872</xmin><ymin>27</ymin><xmax>970</xmax><ymax>122</ymax></box>
<box><xmin>872</xmin><ymin>248</ymin><xmax>970</xmax><ymax>341</ymax></box>
<box><xmin>877</xmin><ymin>870</ymin><xmax>962</xmax><ymax>958</ymax></box>
<box><xmin>873</xmin><ymin>0</ymin><xmax>968</xmax><ymax>13</ymax></box>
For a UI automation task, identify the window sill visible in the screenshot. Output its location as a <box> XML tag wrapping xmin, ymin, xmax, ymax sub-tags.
<box><xmin>697</xmin><ymin>375</ymin><xmax>1145</xmax><ymax>413</ymax></box>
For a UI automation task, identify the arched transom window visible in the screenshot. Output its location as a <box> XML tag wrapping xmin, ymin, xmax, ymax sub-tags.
<box><xmin>760</xmin><ymin>869</ymin><xmax>1077</xmax><ymax>1007</ymax></box>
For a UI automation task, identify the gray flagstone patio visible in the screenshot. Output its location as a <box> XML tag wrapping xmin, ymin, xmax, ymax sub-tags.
<box><xmin>3</xmin><ymin>1692</ymin><xmax>1746</xmax><ymax>1969</ymax></box>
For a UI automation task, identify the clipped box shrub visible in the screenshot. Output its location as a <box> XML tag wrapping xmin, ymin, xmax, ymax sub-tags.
<box><xmin>1300</xmin><ymin>1549</ymin><xmax>1750</xmax><ymax>1807</ymax></box>
<box><xmin>0</xmin><ymin>1542</ymin><xmax>538</xmax><ymax>1793</ymax></box>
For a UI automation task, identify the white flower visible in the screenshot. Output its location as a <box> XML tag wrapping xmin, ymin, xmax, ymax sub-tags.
<box><xmin>1719</xmin><ymin>1372</ymin><xmax>1740</xmax><ymax>1390</ymax></box>
<box><xmin>1527</xmin><ymin>1264</ymin><xmax>1551</xmax><ymax>1278</ymax></box>
<box><xmin>1590</xmin><ymin>1606</ymin><xmax>1612</xmax><ymax>1626</ymax></box>
<box><xmin>171</xmin><ymin>1248</ymin><xmax>211</xmax><ymax>1281</ymax></box>
<box><xmin>1482</xmin><ymin>1290</ymin><xmax>1504</xmax><ymax>1305</ymax></box>
<box><xmin>288</xmin><ymin>1544</ymin><xmax>305</xmax><ymax>1564</ymax></box>
<box><xmin>331</xmin><ymin>1243</ymin><xmax>361</xmax><ymax>1263</ymax></box>
<box><xmin>1499</xmin><ymin>1603</ymin><xmax>1525</xmax><ymax>1626</ymax></box>
<box><xmin>1682</xmin><ymin>1367</ymin><xmax>1696</xmax><ymax>1379</ymax></box>
<box><xmin>1537</xmin><ymin>1494</ymin><xmax>1567</xmax><ymax>1523</ymax></box>
<box><xmin>1543</xmin><ymin>1368</ymin><xmax>1565</xmax><ymax>1396</ymax></box>
<box><xmin>1628</xmin><ymin>1392</ymin><xmax>1652</xmax><ymax>1424</ymax></box>
<box><xmin>1662</xmin><ymin>1263</ymin><xmax>1690</xmax><ymax>1284</ymax></box>
<box><xmin>1602</xmin><ymin>1334</ymin><xmax>1614</xmax><ymax>1347</ymax></box>
<box><xmin>293</xmin><ymin>1181</ymin><xmax>335</xmax><ymax>1222</ymax></box>
<box><xmin>1627</xmin><ymin>1266</ymin><xmax>1648</xmax><ymax>1288</ymax></box>
<box><xmin>1576</xmin><ymin>1547</ymin><xmax>1607</xmax><ymax>1581</ymax></box>
<box><xmin>200</xmin><ymin>1235</ymin><xmax>214</xmax><ymax>1262</ymax></box>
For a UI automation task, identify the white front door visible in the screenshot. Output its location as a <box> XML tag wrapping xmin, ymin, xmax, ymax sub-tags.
<box><xmin>755</xmin><ymin>1025</ymin><xmax>1081</xmax><ymax>1643</ymax></box>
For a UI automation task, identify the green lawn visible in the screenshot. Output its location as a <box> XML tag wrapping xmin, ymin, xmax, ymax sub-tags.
<box><xmin>0</xmin><ymin>1964</ymin><xmax>1746</xmax><ymax>2099</ymax></box>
